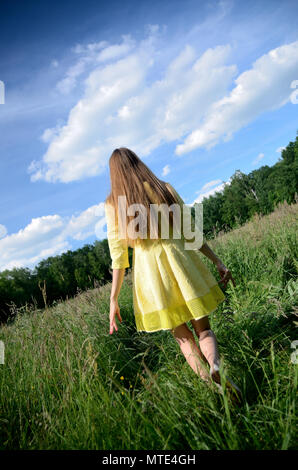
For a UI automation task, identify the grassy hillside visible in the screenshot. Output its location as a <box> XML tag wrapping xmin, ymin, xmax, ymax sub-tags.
<box><xmin>0</xmin><ymin>200</ymin><xmax>297</xmax><ymax>450</ymax></box>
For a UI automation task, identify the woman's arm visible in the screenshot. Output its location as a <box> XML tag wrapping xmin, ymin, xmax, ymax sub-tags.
<box><xmin>110</xmin><ymin>268</ymin><xmax>125</xmax><ymax>301</ymax></box>
<box><xmin>198</xmin><ymin>242</ymin><xmax>223</xmax><ymax>266</ymax></box>
<box><xmin>104</xmin><ymin>202</ymin><xmax>130</xmax><ymax>334</ymax></box>
<box><xmin>109</xmin><ymin>268</ymin><xmax>125</xmax><ymax>334</ymax></box>
<box><xmin>199</xmin><ymin>242</ymin><xmax>236</xmax><ymax>288</ymax></box>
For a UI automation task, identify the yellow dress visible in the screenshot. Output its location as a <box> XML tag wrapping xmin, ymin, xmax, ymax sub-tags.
<box><xmin>104</xmin><ymin>181</ymin><xmax>226</xmax><ymax>333</ymax></box>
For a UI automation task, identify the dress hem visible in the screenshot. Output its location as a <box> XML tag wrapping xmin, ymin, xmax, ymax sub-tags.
<box><xmin>134</xmin><ymin>283</ymin><xmax>226</xmax><ymax>333</ymax></box>
<box><xmin>136</xmin><ymin>312</ymin><xmax>213</xmax><ymax>333</ymax></box>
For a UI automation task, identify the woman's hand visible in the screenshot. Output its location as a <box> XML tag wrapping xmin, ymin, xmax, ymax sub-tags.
<box><xmin>216</xmin><ymin>262</ymin><xmax>236</xmax><ymax>288</ymax></box>
<box><xmin>109</xmin><ymin>298</ymin><xmax>122</xmax><ymax>335</ymax></box>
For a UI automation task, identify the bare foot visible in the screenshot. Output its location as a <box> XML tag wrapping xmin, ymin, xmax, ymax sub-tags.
<box><xmin>210</xmin><ymin>363</ymin><xmax>243</xmax><ymax>405</ymax></box>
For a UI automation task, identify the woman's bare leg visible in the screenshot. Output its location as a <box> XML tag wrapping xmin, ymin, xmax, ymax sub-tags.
<box><xmin>171</xmin><ymin>322</ymin><xmax>210</xmax><ymax>382</ymax></box>
<box><xmin>190</xmin><ymin>316</ymin><xmax>221</xmax><ymax>384</ymax></box>
<box><xmin>191</xmin><ymin>316</ymin><xmax>243</xmax><ymax>403</ymax></box>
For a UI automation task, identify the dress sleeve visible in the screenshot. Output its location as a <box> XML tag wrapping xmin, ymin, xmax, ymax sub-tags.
<box><xmin>165</xmin><ymin>182</ymin><xmax>207</xmax><ymax>247</ymax></box>
<box><xmin>104</xmin><ymin>202</ymin><xmax>130</xmax><ymax>269</ymax></box>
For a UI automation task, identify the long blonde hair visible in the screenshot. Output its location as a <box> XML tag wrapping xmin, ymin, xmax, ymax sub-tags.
<box><xmin>105</xmin><ymin>147</ymin><xmax>181</xmax><ymax>247</ymax></box>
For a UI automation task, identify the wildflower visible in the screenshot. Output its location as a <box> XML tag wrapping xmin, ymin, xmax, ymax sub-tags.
<box><xmin>120</xmin><ymin>376</ymin><xmax>124</xmax><ymax>380</ymax></box>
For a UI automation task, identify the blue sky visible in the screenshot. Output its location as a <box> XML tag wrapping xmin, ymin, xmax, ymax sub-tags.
<box><xmin>0</xmin><ymin>0</ymin><xmax>298</xmax><ymax>271</ymax></box>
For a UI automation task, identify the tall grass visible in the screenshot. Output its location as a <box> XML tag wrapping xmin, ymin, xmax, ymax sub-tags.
<box><xmin>0</xmin><ymin>200</ymin><xmax>297</xmax><ymax>450</ymax></box>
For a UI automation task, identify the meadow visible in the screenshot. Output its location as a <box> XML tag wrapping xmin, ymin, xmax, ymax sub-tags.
<box><xmin>0</xmin><ymin>199</ymin><xmax>297</xmax><ymax>450</ymax></box>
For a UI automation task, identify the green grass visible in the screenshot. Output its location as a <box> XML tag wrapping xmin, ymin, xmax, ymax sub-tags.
<box><xmin>0</xmin><ymin>200</ymin><xmax>297</xmax><ymax>450</ymax></box>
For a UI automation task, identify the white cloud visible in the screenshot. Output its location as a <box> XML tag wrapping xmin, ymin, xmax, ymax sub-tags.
<box><xmin>28</xmin><ymin>28</ymin><xmax>237</xmax><ymax>183</ymax></box>
<box><xmin>96</xmin><ymin>35</ymin><xmax>136</xmax><ymax>63</ymax></box>
<box><xmin>72</xmin><ymin>41</ymin><xmax>108</xmax><ymax>54</ymax></box>
<box><xmin>0</xmin><ymin>215</ymin><xmax>66</xmax><ymax>271</ymax></box>
<box><xmin>56</xmin><ymin>58</ymin><xmax>87</xmax><ymax>94</ymax></box>
<box><xmin>276</xmin><ymin>146</ymin><xmax>286</xmax><ymax>153</ymax></box>
<box><xmin>176</xmin><ymin>41</ymin><xmax>298</xmax><ymax>154</ymax></box>
<box><xmin>192</xmin><ymin>178</ymin><xmax>231</xmax><ymax>204</ymax></box>
<box><xmin>29</xmin><ymin>28</ymin><xmax>298</xmax><ymax>184</ymax></box>
<box><xmin>63</xmin><ymin>203</ymin><xmax>105</xmax><ymax>241</ymax></box>
<box><xmin>162</xmin><ymin>164</ymin><xmax>171</xmax><ymax>176</ymax></box>
<box><xmin>40</xmin><ymin>120</ymin><xmax>65</xmax><ymax>143</ymax></box>
<box><xmin>199</xmin><ymin>179</ymin><xmax>222</xmax><ymax>192</ymax></box>
<box><xmin>0</xmin><ymin>203</ymin><xmax>107</xmax><ymax>272</ymax></box>
<box><xmin>252</xmin><ymin>152</ymin><xmax>265</xmax><ymax>165</ymax></box>
<box><xmin>0</xmin><ymin>224</ymin><xmax>7</xmax><ymax>239</ymax></box>
<box><xmin>55</xmin><ymin>35</ymin><xmax>136</xmax><ymax>95</ymax></box>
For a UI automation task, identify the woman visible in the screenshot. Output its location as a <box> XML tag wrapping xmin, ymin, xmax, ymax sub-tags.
<box><xmin>104</xmin><ymin>147</ymin><xmax>242</xmax><ymax>401</ymax></box>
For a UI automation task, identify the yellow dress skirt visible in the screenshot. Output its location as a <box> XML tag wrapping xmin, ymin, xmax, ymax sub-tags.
<box><xmin>104</xmin><ymin>181</ymin><xmax>226</xmax><ymax>333</ymax></box>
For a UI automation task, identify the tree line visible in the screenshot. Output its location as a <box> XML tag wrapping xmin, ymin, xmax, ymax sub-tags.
<box><xmin>202</xmin><ymin>132</ymin><xmax>298</xmax><ymax>237</ymax></box>
<box><xmin>0</xmin><ymin>131</ymin><xmax>297</xmax><ymax>323</ymax></box>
